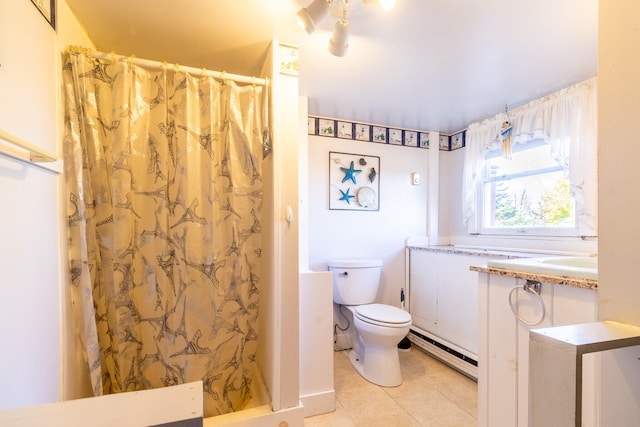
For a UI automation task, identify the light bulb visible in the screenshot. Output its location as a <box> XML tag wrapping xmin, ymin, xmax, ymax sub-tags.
<box><xmin>379</xmin><ymin>0</ymin><xmax>396</xmax><ymax>11</ymax></box>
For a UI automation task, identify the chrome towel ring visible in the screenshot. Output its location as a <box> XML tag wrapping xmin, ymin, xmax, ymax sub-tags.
<box><xmin>508</xmin><ymin>280</ymin><xmax>545</xmax><ymax>326</ymax></box>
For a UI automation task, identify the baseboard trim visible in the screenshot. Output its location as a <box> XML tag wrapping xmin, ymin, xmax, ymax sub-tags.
<box><xmin>300</xmin><ymin>390</ymin><xmax>336</xmax><ymax>418</ymax></box>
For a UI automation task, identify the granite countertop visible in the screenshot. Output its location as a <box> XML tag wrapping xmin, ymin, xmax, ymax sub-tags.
<box><xmin>407</xmin><ymin>245</ymin><xmax>598</xmax><ymax>290</ymax></box>
<box><xmin>469</xmin><ymin>265</ymin><xmax>598</xmax><ymax>290</ymax></box>
<box><xmin>406</xmin><ymin>245</ymin><xmax>536</xmax><ymax>259</ymax></box>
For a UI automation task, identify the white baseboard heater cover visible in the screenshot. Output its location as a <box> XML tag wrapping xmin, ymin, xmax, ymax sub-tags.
<box><xmin>409</xmin><ymin>328</ymin><xmax>478</xmax><ymax>380</ymax></box>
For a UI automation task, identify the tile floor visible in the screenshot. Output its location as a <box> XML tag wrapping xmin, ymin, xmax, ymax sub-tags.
<box><xmin>304</xmin><ymin>347</ymin><xmax>478</xmax><ymax>427</ymax></box>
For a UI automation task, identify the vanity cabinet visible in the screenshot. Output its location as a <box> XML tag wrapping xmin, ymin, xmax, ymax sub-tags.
<box><xmin>409</xmin><ymin>250</ymin><xmax>494</xmax><ymax>358</ymax></box>
<box><xmin>478</xmin><ymin>273</ymin><xmax>598</xmax><ymax>427</ymax></box>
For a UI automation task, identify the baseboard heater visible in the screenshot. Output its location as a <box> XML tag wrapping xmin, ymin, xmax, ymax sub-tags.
<box><xmin>408</xmin><ymin>328</ymin><xmax>478</xmax><ymax>380</ymax></box>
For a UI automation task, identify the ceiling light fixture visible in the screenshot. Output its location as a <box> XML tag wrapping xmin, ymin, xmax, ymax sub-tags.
<box><xmin>296</xmin><ymin>0</ymin><xmax>396</xmax><ymax>57</ymax></box>
<box><xmin>296</xmin><ymin>0</ymin><xmax>330</xmax><ymax>34</ymax></box>
<box><xmin>328</xmin><ymin>18</ymin><xmax>349</xmax><ymax>57</ymax></box>
<box><xmin>362</xmin><ymin>0</ymin><xmax>397</xmax><ymax>11</ymax></box>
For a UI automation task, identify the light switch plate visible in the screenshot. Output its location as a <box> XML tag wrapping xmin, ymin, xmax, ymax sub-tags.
<box><xmin>412</xmin><ymin>172</ymin><xmax>421</xmax><ymax>185</ymax></box>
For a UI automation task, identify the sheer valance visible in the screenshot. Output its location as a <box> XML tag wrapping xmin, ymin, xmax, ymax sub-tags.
<box><xmin>462</xmin><ymin>78</ymin><xmax>597</xmax><ymax>234</ymax></box>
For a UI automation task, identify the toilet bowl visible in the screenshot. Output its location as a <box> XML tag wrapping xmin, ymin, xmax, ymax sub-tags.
<box><xmin>328</xmin><ymin>259</ymin><xmax>412</xmax><ymax>387</ymax></box>
<box><xmin>346</xmin><ymin>304</ymin><xmax>411</xmax><ymax>387</ymax></box>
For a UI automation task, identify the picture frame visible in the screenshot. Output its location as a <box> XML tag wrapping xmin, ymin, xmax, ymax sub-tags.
<box><xmin>439</xmin><ymin>135</ymin><xmax>450</xmax><ymax>150</ymax></box>
<box><xmin>372</xmin><ymin>126</ymin><xmax>387</xmax><ymax>143</ymax></box>
<box><xmin>451</xmin><ymin>131</ymin><xmax>465</xmax><ymax>149</ymax></box>
<box><xmin>307</xmin><ymin>117</ymin><xmax>317</xmax><ymax>135</ymax></box>
<box><xmin>278</xmin><ymin>43</ymin><xmax>299</xmax><ymax>76</ymax></box>
<box><xmin>310</xmin><ymin>115</ymin><xmax>434</xmax><ymax>151</ymax></box>
<box><xmin>389</xmin><ymin>128</ymin><xmax>403</xmax><ymax>145</ymax></box>
<box><xmin>404</xmin><ymin>130</ymin><xmax>418</xmax><ymax>147</ymax></box>
<box><xmin>329</xmin><ymin>151</ymin><xmax>380</xmax><ymax>211</ymax></box>
<box><xmin>337</xmin><ymin>121</ymin><xmax>354</xmax><ymax>139</ymax></box>
<box><xmin>355</xmin><ymin>123</ymin><xmax>371</xmax><ymax>142</ymax></box>
<box><xmin>31</xmin><ymin>0</ymin><xmax>55</xmax><ymax>29</ymax></box>
<box><xmin>419</xmin><ymin>132</ymin><xmax>430</xmax><ymax>148</ymax></box>
<box><xmin>318</xmin><ymin>119</ymin><xmax>336</xmax><ymax>137</ymax></box>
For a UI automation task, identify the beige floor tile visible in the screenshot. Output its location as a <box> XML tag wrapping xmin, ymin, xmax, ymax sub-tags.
<box><xmin>306</xmin><ymin>347</ymin><xmax>478</xmax><ymax>427</ymax></box>
<box><xmin>384</xmin><ymin>368</ymin><xmax>437</xmax><ymax>399</ymax></box>
<box><xmin>395</xmin><ymin>388</ymin><xmax>477</xmax><ymax>427</ymax></box>
<box><xmin>434</xmin><ymin>374</ymin><xmax>478</xmax><ymax>418</ymax></box>
<box><xmin>304</xmin><ymin>403</ymin><xmax>356</xmax><ymax>427</ymax></box>
<box><xmin>354</xmin><ymin>410</ymin><xmax>421</xmax><ymax>427</ymax></box>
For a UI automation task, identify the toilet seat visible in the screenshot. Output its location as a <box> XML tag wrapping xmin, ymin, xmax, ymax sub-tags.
<box><xmin>355</xmin><ymin>303</ymin><xmax>412</xmax><ymax>328</ymax></box>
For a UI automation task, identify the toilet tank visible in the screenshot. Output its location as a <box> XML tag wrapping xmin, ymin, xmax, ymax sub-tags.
<box><xmin>328</xmin><ymin>259</ymin><xmax>382</xmax><ymax>305</ymax></box>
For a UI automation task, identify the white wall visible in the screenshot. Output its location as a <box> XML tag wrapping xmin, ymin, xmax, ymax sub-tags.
<box><xmin>307</xmin><ymin>136</ymin><xmax>428</xmax><ymax>306</ymax></box>
<box><xmin>598</xmin><ymin>2</ymin><xmax>640</xmax><ymax>425</ymax></box>
<box><xmin>0</xmin><ymin>0</ymin><xmax>96</xmax><ymax>409</ymax></box>
<box><xmin>0</xmin><ymin>0</ymin><xmax>60</xmax><ymax>409</ymax></box>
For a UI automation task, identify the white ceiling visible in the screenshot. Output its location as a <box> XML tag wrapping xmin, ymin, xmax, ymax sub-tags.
<box><xmin>65</xmin><ymin>0</ymin><xmax>598</xmax><ymax>134</ymax></box>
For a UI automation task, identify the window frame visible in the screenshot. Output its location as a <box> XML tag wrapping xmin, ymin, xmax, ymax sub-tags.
<box><xmin>476</xmin><ymin>141</ymin><xmax>581</xmax><ymax>238</ymax></box>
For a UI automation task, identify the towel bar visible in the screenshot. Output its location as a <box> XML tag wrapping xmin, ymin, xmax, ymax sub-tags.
<box><xmin>0</xmin><ymin>128</ymin><xmax>61</xmax><ymax>173</ymax></box>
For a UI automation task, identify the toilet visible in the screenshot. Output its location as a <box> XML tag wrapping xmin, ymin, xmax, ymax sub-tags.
<box><xmin>328</xmin><ymin>258</ymin><xmax>412</xmax><ymax>387</ymax></box>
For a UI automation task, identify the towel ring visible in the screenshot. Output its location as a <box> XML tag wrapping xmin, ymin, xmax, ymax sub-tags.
<box><xmin>508</xmin><ymin>280</ymin><xmax>545</xmax><ymax>326</ymax></box>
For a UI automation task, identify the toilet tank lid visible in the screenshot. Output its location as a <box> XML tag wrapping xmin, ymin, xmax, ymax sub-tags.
<box><xmin>328</xmin><ymin>259</ymin><xmax>382</xmax><ymax>268</ymax></box>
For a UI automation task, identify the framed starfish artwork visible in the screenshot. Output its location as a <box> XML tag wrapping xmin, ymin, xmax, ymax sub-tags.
<box><xmin>329</xmin><ymin>151</ymin><xmax>380</xmax><ymax>211</ymax></box>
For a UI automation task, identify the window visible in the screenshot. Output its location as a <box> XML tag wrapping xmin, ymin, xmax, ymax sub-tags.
<box><xmin>480</xmin><ymin>140</ymin><xmax>576</xmax><ymax>236</ymax></box>
<box><xmin>462</xmin><ymin>79</ymin><xmax>597</xmax><ymax>238</ymax></box>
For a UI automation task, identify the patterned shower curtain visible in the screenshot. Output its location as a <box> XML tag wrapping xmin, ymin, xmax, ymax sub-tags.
<box><xmin>62</xmin><ymin>49</ymin><xmax>266</xmax><ymax>416</ymax></box>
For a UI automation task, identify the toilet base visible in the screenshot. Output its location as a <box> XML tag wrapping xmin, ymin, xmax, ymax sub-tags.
<box><xmin>348</xmin><ymin>346</ymin><xmax>403</xmax><ymax>387</ymax></box>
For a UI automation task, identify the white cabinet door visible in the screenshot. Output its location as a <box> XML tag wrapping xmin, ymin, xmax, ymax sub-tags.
<box><xmin>435</xmin><ymin>254</ymin><xmax>484</xmax><ymax>354</ymax></box>
<box><xmin>479</xmin><ymin>273</ymin><xmax>598</xmax><ymax>427</ymax></box>
<box><xmin>409</xmin><ymin>251</ymin><xmax>490</xmax><ymax>355</ymax></box>
<box><xmin>514</xmin><ymin>279</ymin><xmax>554</xmax><ymax>427</ymax></box>
<box><xmin>483</xmin><ymin>274</ymin><xmax>520</xmax><ymax>427</ymax></box>
<box><xmin>409</xmin><ymin>251</ymin><xmax>439</xmax><ymax>332</ymax></box>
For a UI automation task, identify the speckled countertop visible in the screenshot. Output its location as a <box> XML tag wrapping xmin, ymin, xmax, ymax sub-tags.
<box><xmin>469</xmin><ymin>265</ymin><xmax>597</xmax><ymax>290</ymax></box>
<box><xmin>407</xmin><ymin>245</ymin><xmax>538</xmax><ymax>258</ymax></box>
<box><xmin>407</xmin><ymin>245</ymin><xmax>598</xmax><ymax>290</ymax></box>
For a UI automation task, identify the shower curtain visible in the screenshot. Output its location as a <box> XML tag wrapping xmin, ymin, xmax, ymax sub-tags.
<box><xmin>62</xmin><ymin>49</ymin><xmax>266</xmax><ymax>417</ymax></box>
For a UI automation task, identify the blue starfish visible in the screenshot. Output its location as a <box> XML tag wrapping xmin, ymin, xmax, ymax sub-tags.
<box><xmin>339</xmin><ymin>188</ymin><xmax>355</xmax><ymax>204</ymax></box>
<box><xmin>340</xmin><ymin>161</ymin><xmax>362</xmax><ymax>184</ymax></box>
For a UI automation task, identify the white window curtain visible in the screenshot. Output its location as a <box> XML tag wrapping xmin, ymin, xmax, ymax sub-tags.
<box><xmin>462</xmin><ymin>78</ymin><xmax>597</xmax><ymax>234</ymax></box>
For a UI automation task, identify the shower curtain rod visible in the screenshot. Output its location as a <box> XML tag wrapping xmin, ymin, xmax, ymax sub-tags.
<box><xmin>90</xmin><ymin>50</ymin><xmax>268</xmax><ymax>87</ymax></box>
